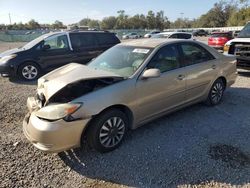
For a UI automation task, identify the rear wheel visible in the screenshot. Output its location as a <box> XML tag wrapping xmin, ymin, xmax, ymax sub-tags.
<box><xmin>205</xmin><ymin>78</ymin><xmax>225</xmax><ymax>106</ymax></box>
<box><xmin>18</xmin><ymin>62</ymin><xmax>40</xmax><ymax>81</ymax></box>
<box><xmin>87</xmin><ymin>109</ymin><xmax>128</xmax><ymax>152</ymax></box>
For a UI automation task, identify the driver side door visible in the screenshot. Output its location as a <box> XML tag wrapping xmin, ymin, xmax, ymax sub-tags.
<box><xmin>37</xmin><ymin>34</ymin><xmax>73</xmax><ymax>71</ymax></box>
<box><xmin>135</xmin><ymin>44</ymin><xmax>187</xmax><ymax>124</ymax></box>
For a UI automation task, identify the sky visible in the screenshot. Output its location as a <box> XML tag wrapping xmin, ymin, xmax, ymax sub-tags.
<box><xmin>0</xmin><ymin>0</ymin><xmax>220</xmax><ymax>25</ymax></box>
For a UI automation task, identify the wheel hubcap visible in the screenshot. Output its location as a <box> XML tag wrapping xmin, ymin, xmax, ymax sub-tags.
<box><xmin>22</xmin><ymin>65</ymin><xmax>38</xmax><ymax>80</ymax></box>
<box><xmin>211</xmin><ymin>82</ymin><xmax>223</xmax><ymax>104</ymax></box>
<box><xmin>99</xmin><ymin>117</ymin><xmax>125</xmax><ymax>148</ymax></box>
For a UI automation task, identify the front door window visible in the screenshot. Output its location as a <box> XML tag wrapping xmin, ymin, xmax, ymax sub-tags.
<box><xmin>43</xmin><ymin>35</ymin><xmax>69</xmax><ymax>50</ymax></box>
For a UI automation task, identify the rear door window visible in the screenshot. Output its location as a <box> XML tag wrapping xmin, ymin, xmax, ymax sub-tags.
<box><xmin>180</xmin><ymin>43</ymin><xmax>215</xmax><ymax>66</ymax></box>
<box><xmin>70</xmin><ymin>33</ymin><xmax>97</xmax><ymax>49</ymax></box>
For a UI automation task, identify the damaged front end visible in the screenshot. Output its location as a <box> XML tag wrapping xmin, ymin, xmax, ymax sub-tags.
<box><xmin>27</xmin><ymin>63</ymin><xmax>124</xmax><ymax>121</ymax></box>
<box><xmin>32</xmin><ymin>77</ymin><xmax>123</xmax><ymax>121</ymax></box>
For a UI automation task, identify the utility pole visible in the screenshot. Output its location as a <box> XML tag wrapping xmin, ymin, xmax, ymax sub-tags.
<box><xmin>180</xmin><ymin>12</ymin><xmax>184</xmax><ymax>20</ymax></box>
<box><xmin>8</xmin><ymin>13</ymin><xmax>12</xmax><ymax>25</ymax></box>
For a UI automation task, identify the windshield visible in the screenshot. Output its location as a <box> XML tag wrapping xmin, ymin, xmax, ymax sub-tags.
<box><xmin>88</xmin><ymin>45</ymin><xmax>152</xmax><ymax>77</ymax></box>
<box><xmin>238</xmin><ymin>22</ymin><xmax>250</xmax><ymax>38</ymax></box>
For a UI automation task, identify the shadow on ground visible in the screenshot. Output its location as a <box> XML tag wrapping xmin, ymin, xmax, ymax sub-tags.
<box><xmin>8</xmin><ymin>77</ymin><xmax>37</xmax><ymax>85</ymax></box>
<box><xmin>238</xmin><ymin>71</ymin><xmax>250</xmax><ymax>78</ymax></box>
<box><xmin>59</xmin><ymin>87</ymin><xmax>250</xmax><ymax>187</ymax></box>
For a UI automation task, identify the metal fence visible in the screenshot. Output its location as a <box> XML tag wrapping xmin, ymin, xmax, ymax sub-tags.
<box><xmin>0</xmin><ymin>26</ymin><xmax>244</xmax><ymax>42</ymax></box>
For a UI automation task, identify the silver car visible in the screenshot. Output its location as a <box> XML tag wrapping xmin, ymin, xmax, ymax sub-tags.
<box><xmin>152</xmin><ymin>32</ymin><xmax>194</xmax><ymax>40</ymax></box>
<box><xmin>122</xmin><ymin>33</ymin><xmax>141</xmax><ymax>39</ymax></box>
<box><xmin>23</xmin><ymin>39</ymin><xmax>237</xmax><ymax>153</ymax></box>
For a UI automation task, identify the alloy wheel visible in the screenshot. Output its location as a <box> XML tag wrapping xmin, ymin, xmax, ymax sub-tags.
<box><xmin>211</xmin><ymin>82</ymin><xmax>224</xmax><ymax>104</ymax></box>
<box><xmin>22</xmin><ymin>65</ymin><xmax>38</xmax><ymax>80</ymax></box>
<box><xmin>99</xmin><ymin>117</ymin><xmax>125</xmax><ymax>148</ymax></box>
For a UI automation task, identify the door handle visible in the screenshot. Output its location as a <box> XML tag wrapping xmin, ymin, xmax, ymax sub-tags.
<box><xmin>211</xmin><ymin>65</ymin><xmax>216</xmax><ymax>69</ymax></box>
<box><xmin>177</xmin><ymin>74</ymin><xmax>185</xmax><ymax>80</ymax></box>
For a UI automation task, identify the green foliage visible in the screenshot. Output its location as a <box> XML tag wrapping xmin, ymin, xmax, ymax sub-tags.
<box><xmin>2</xmin><ymin>0</ymin><xmax>250</xmax><ymax>31</ymax></box>
<box><xmin>2</xmin><ymin>19</ymin><xmax>66</xmax><ymax>30</ymax></box>
<box><xmin>100</xmin><ymin>16</ymin><xmax>117</xmax><ymax>30</ymax></box>
<box><xmin>228</xmin><ymin>7</ymin><xmax>250</xmax><ymax>26</ymax></box>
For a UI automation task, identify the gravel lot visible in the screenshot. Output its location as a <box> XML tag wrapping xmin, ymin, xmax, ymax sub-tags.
<box><xmin>1</xmin><ymin>41</ymin><xmax>250</xmax><ymax>188</ymax></box>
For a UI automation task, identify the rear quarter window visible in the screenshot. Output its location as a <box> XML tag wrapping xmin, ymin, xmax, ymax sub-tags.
<box><xmin>178</xmin><ymin>33</ymin><xmax>192</xmax><ymax>39</ymax></box>
<box><xmin>96</xmin><ymin>33</ymin><xmax>120</xmax><ymax>46</ymax></box>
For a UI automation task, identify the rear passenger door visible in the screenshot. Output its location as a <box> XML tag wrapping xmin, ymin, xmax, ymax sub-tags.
<box><xmin>70</xmin><ymin>33</ymin><xmax>99</xmax><ymax>64</ymax></box>
<box><xmin>178</xmin><ymin>42</ymin><xmax>217</xmax><ymax>102</ymax></box>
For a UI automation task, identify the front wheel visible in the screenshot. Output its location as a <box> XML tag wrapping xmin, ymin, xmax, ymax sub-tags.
<box><xmin>18</xmin><ymin>62</ymin><xmax>40</xmax><ymax>81</ymax></box>
<box><xmin>205</xmin><ymin>79</ymin><xmax>225</xmax><ymax>106</ymax></box>
<box><xmin>87</xmin><ymin>109</ymin><xmax>128</xmax><ymax>152</ymax></box>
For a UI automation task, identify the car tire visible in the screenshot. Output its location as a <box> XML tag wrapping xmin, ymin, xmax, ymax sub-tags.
<box><xmin>87</xmin><ymin>109</ymin><xmax>128</xmax><ymax>153</ymax></box>
<box><xmin>205</xmin><ymin>78</ymin><xmax>225</xmax><ymax>106</ymax></box>
<box><xmin>18</xmin><ymin>62</ymin><xmax>40</xmax><ymax>81</ymax></box>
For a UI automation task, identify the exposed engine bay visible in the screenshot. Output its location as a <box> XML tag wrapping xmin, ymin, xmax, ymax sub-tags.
<box><xmin>46</xmin><ymin>77</ymin><xmax>124</xmax><ymax>104</ymax></box>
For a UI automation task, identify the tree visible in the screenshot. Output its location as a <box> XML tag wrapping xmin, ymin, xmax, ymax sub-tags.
<box><xmin>115</xmin><ymin>10</ymin><xmax>129</xmax><ymax>29</ymax></box>
<box><xmin>228</xmin><ymin>6</ymin><xmax>250</xmax><ymax>26</ymax></box>
<box><xmin>27</xmin><ymin>19</ymin><xmax>40</xmax><ymax>29</ymax></box>
<box><xmin>79</xmin><ymin>18</ymin><xmax>91</xmax><ymax>26</ymax></box>
<box><xmin>195</xmin><ymin>0</ymin><xmax>238</xmax><ymax>27</ymax></box>
<box><xmin>52</xmin><ymin>20</ymin><xmax>64</xmax><ymax>29</ymax></box>
<box><xmin>88</xmin><ymin>20</ymin><xmax>100</xmax><ymax>29</ymax></box>
<box><xmin>146</xmin><ymin>11</ymin><xmax>156</xmax><ymax>29</ymax></box>
<box><xmin>100</xmin><ymin>16</ymin><xmax>117</xmax><ymax>30</ymax></box>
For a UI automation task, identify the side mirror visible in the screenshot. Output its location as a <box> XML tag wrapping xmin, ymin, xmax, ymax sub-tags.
<box><xmin>141</xmin><ymin>68</ymin><xmax>161</xmax><ymax>79</ymax></box>
<box><xmin>42</xmin><ymin>44</ymin><xmax>51</xmax><ymax>50</ymax></box>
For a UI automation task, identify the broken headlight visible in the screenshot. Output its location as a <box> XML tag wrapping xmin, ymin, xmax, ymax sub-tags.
<box><xmin>34</xmin><ymin>103</ymin><xmax>82</xmax><ymax>121</ymax></box>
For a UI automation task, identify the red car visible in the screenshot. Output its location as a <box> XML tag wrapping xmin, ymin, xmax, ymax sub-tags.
<box><xmin>208</xmin><ymin>32</ymin><xmax>233</xmax><ymax>51</ymax></box>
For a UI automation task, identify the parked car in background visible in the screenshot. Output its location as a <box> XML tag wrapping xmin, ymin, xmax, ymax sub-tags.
<box><xmin>224</xmin><ymin>21</ymin><xmax>250</xmax><ymax>70</ymax></box>
<box><xmin>0</xmin><ymin>31</ymin><xmax>120</xmax><ymax>80</ymax></box>
<box><xmin>23</xmin><ymin>39</ymin><xmax>237</xmax><ymax>153</ymax></box>
<box><xmin>122</xmin><ymin>33</ymin><xmax>142</xmax><ymax>39</ymax></box>
<box><xmin>193</xmin><ymin>29</ymin><xmax>208</xmax><ymax>37</ymax></box>
<box><xmin>152</xmin><ymin>32</ymin><xmax>194</xmax><ymax>40</ymax></box>
<box><xmin>144</xmin><ymin>30</ymin><xmax>161</xmax><ymax>38</ymax></box>
<box><xmin>208</xmin><ymin>31</ymin><xmax>233</xmax><ymax>52</ymax></box>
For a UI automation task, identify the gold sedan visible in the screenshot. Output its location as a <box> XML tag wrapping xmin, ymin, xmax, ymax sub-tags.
<box><xmin>23</xmin><ymin>39</ymin><xmax>237</xmax><ymax>153</ymax></box>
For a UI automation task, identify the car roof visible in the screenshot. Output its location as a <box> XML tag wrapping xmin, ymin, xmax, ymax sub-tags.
<box><xmin>68</xmin><ymin>30</ymin><xmax>111</xmax><ymax>34</ymax></box>
<box><xmin>120</xmin><ymin>38</ymin><xmax>184</xmax><ymax>48</ymax></box>
<box><xmin>158</xmin><ymin>32</ymin><xmax>192</xmax><ymax>35</ymax></box>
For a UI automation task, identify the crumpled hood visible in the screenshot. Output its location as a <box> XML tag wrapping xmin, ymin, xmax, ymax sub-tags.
<box><xmin>226</xmin><ymin>37</ymin><xmax>250</xmax><ymax>45</ymax></box>
<box><xmin>38</xmin><ymin>63</ymin><xmax>123</xmax><ymax>100</ymax></box>
<box><xmin>0</xmin><ymin>48</ymin><xmax>25</xmax><ymax>58</ymax></box>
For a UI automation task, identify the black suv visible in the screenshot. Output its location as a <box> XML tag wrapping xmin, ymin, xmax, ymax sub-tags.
<box><xmin>193</xmin><ymin>29</ymin><xmax>208</xmax><ymax>37</ymax></box>
<box><xmin>0</xmin><ymin>31</ymin><xmax>120</xmax><ymax>80</ymax></box>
